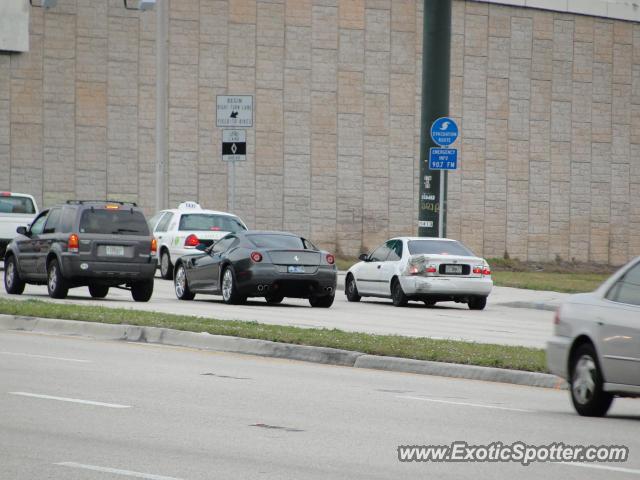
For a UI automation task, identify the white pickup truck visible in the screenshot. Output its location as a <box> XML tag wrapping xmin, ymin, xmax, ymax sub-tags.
<box><xmin>0</xmin><ymin>192</ymin><xmax>39</xmax><ymax>258</ymax></box>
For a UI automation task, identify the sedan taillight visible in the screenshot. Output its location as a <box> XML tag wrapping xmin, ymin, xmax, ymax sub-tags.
<box><xmin>184</xmin><ymin>234</ymin><xmax>200</xmax><ymax>248</ymax></box>
<box><xmin>326</xmin><ymin>254</ymin><xmax>335</xmax><ymax>265</ymax></box>
<box><xmin>250</xmin><ymin>251</ymin><xmax>263</xmax><ymax>262</ymax></box>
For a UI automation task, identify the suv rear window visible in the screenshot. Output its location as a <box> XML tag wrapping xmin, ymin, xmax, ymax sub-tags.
<box><xmin>79</xmin><ymin>209</ymin><xmax>150</xmax><ymax>236</ymax></box>
<box><xmin>0</xmin><ymin>195</ymin><xmax>36</xmax><ymax>214</ymax></box>
<box><xmin>179</xmin><ymin>214</ymin><xmax>246</xmax><ymax>232</ymax></box>
<box><xmin>407</xmin><ymin>240</ymin><xmax>475</xmax><ymax>256</ymax></box>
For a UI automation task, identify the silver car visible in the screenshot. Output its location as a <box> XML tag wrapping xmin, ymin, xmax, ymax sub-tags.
<box><xmin>547</xmin><ymin>257</ymin><xmax>640</xmax><ymax>417</ymax></box>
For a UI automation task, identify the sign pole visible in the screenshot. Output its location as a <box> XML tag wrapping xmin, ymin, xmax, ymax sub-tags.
<box><xmin>418</xmin><ymin>0</ymin><xmax>451</xmax><ymax>238</ymax></box>
<box><xmin>230</xmin><ymin>160</ymin><xmax>236</xmax><ymax>212</ymax></box>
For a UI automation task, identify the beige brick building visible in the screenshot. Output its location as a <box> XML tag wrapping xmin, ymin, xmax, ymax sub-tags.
<box><xmin>1</xmin><ymin>0</ymin><xmax>639</xmax><ymax>263</ymax></box>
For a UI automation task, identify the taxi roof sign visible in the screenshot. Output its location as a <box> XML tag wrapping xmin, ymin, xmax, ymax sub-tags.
<box><xmin>178</xmin><ymin>201</ymin><xmax>202</xmax><ymax>210</ymax></box>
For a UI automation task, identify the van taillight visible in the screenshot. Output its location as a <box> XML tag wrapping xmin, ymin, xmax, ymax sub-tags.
<box><xmin>151</xmin><ymin>238</ymin><xmax>157</xmax><ymax>255</ymax></box>
<box><xmin>68</xmin><ymin>234</ymin><xmax>79</xmax><ymax>253</ymax></box>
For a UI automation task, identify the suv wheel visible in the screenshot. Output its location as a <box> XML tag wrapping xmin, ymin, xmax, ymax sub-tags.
<box><xmin>221</xmin><ymin>268</ymin><xmax>245</xmax><ymax>305</ymax></box>
<box><xmin>570</xmin><ymin>343</ymin><xmax>613</xmax><ymax>417</ymax></box>
<box><xmin>174</xmin><ymin>263</ymin><xmax>195</xmax><ymax>301</ymax></box>
<box><xmin>88</xmin><ymin>285</ymin><xmax>109</xmax><ymax>298</ymax></box>
<box><xmin>345</xmin><ymin>274</ymin><xmax>361</xmax><ymax>302</ymax></box>
<box><xmin>47</xmin><ymin>259</ymin><xmax>69</xmax><ymax>299</ymax></box>
<box><xmin>131</xmin><ymin>279</ymin><xmax>154</xmax><ymax>302</ymax></box>
<box><xmin>4</xmin><ymin>255</ymin><xmax>25</xmax><ymax>295</ymax></box>
<box><xmin>160</xmin><ymin>250</ymin><xmax>173</xmax><ymax>280</ymax></box>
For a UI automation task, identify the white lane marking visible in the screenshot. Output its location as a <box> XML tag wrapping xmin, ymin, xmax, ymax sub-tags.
<box><xmin>398</xmin><ymin>395</ymin><xmax>534</xmax><ymax>413</ymax></box>
<box><xmin>55</xmin><ymin>462</ymin><xmax>184</xmax><ymax>480</ymax></box>
<box><xmin>560</xmin><ymin>462</ymin><xmax>640</xmax><ymax>476</ymax></box>
<box><xmin>9</xmin><ymin>392</ymin><xmax>131</xmax><ymax>409</ymax></box>
<box><xmin>0</xmin><ymin>351</ymin><xmax>91</xmax><ymax>363</ymax></box>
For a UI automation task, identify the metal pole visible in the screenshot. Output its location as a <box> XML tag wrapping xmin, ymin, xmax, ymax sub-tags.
<box><xmin>155</xmin><ymin>0</ymin><xmax>168</xmax><ymax>212</ymax></box>
<box><xmin>230</xmin><ymin>161</ymin><xmax>236</xmax><ymax>212</ymax></box>
<box><xmin>418</xmin><ymin>0</ymin><xmax>451</xmax><ymax>238</ymax></box>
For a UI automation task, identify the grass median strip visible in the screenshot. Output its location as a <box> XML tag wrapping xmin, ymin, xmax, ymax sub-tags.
<box><xmin>0</xmin><ymin>298</ymin><xmax>547</xmax><ymax>373</ymax></box>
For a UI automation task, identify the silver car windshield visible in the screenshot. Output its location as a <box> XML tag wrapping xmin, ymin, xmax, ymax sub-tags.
<box><xmin>407</xmin><ymin>240</ymin><xmax>474</xmax><ymax>256</ymax></box>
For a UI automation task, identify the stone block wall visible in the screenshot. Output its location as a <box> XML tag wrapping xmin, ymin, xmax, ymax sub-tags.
<box><xmin>0</xmin><ymin>0</ymin><xmax>638</xmax><ymax>263</ymax></box>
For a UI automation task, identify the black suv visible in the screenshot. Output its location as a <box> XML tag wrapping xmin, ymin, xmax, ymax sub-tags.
<box><xmin>4</xmin><ymin>200</ymin><xmax>156</xmax><ymax>301</ymax></box>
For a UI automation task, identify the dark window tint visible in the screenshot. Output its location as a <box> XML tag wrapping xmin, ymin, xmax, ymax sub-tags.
<box><xmin>59</xmin><ymin>207</ymin><xmax>76</xmax><ymax>233</ymax></box>
<box><xmin>155</xmin><ymin>212</ymin><xmax>173</xmax><ymax>232</ymax></box>
<box><xmin>79</xmin><ymin>209</ymin><xmax>149</xmax><ymax>236</ymax></box>
<box><xmin>0</xmin><ymin>195</ymin><xmax>36</xmax><ymax>214</ymax></box>
<box><xmin>407</xmin><ymin>240</ymin><xmax>475</xmax><ymax>256</ymax></box>
<box><xmin>179</xmin><ymin>214</ymin><xmax>246</xmax><ymax>233</ymax></box>
<box><xmin>43</xmin><ymin>208</ymin><xmax>62</xmax><ymax>234</ymax></box>
<box><xmin>247</xmin><ymin>234</ymin><xmax>306</xmax><ymax>249</ymax></box>
<box><xmin>29</xmin><ymin>212</ymin><xmax>48</xmax><ymax>236</ymax></box>
<box><xmin>387</xmin><ymin>240</ymin><xmax>403</xmax><ymax>261</ymax></box>
<box><xmin>607</xmin><ymin>262</ymin><xmax>640</xmax><ymax>307</ymax></box>
<box><xmin>370</xmin><ymin>244</ymin><xmax>391</xmax><ymax>262</ymax></box>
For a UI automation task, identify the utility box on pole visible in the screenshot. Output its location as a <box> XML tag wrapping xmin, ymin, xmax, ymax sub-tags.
<box><xmin>418</xmin><ymin>0</ymin><xmax>452</xmax><ymax>238</ymax></box>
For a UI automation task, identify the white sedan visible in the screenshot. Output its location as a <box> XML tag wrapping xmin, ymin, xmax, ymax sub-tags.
<box><xmin>345</xmin><ymin>237</ymin><xmax>493</xmax><ymax>309</ymax></box>
<box><xmin>148</xmin><ymin>202</ymin><xmax>248</xmax><ymax>279</ymax></box>
<box><xmin>547</xmin><ymin>256</ymin><xmax>640</xmax><ymax>417</ymax></box>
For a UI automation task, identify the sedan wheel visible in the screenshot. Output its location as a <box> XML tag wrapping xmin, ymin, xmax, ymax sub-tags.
<box><xmin>345</xmin><ymin>275</ymin><xmax>361</xmax><ymax>302</ymax></box>
<box><xmin>570</xmin><ymin>344</ymin><xmax>613</xmax><ymax>417</ymax></box>
<box><xmin>391</xmin><ymin>279</ymin><xmax>408</xmax><ymax>307</ymax></box>
<box><xmin>221</xmin><ymin>268</ymin><xmax>245</xmax><ymax>305</ymax></box>
<box><xmin>174</xmin><ymin>264</ymin><xmax>195</xmax><ymax>301</ymax></box>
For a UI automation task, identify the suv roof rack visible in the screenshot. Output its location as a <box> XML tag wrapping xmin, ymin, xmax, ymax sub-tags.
<box><xmin>66</xmin><ymin>200</ymin><xmax>138</xmax><ymax>207</ymax></box>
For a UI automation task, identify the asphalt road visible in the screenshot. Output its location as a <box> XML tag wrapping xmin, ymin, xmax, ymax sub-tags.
<box><xmin>0</xmin><ymin>272</ymin><xmax>561</xmax><ymax>347</ymax></box>
<box><xmin>1</xmin><ymin>330</ymin><xmax>639</xmax><ymax>480</ymax></box>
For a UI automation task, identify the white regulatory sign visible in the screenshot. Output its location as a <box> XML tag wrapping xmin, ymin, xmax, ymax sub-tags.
<box><xmin>222</xmin><ymin>129</ymin><xmax>247</xmax><ymax>162</ymax></box>
<box><xmin>216</xmin><ymin>95</ymin><xmax>253</xmax><ymax>127</ymax></box>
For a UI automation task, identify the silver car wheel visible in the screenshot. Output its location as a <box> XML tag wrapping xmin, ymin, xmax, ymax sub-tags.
<box><xmin>48</xmin><ymin>264</ymin><xmax>57</xmax><ymax>292</ymax></box>
<box><xmin>572</xmin><ymin>355</ymin><xmax>596</xmax><ymax>405</ymax></box>
<box><xmin>222</xmin><ymin>269</ymin><xmax>233</xmax><ymax>302</ymax></box>
<box><xmin>6</xmin><ymin>262</ymin><xmax>14</xmax><ymax>289</ymax></box>
<box><xmin>175</xmin><ymin>266</ymin><xmax>185</xmax><ymax>298</ymax></box>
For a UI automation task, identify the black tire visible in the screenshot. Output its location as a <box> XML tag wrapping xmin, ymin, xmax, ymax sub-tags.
<box><xmin>131</xmin><ymin>278</ymin><xmax>154</xmax><ymax>302</ymax></box>
<box><xmin>309</xmin><ymin>294</ymin><xmax>335</xmax><ymax>308</ymax></box>
<box><xmin>47</xmin><ymin>259</ymin><xmax>69</xmax><ymax>299</ymax></box>
<box><xmin>265</xmin><ymin>294</ymin><xmax>284</xmax><ymax>305</ymax></box>
<box><xmin>88</xmin><ymin>285</ymin><xmax>109</xmax><ymax>298</ymax></box>
<box><xmin>423</xmin><ymin>300</ymin><xmax>436</xmax><ymax>307</ymax></box>
<box><xmin>570</xmin><ymin>343</ymin><xmax>613</xmax><ymax>417</ymax></box>
<box><xmin>160</xmin><ymin>250</ymin><xmax>173</xmax><ymax>280</ymax></box>
<box><xmin>391</xmin><ymin>278</ymin><xmax>408</xmax><ymax>307</ymax></box>
<box><xmin>4</xmin><ymin>255</ymin><xmax>25</xmax><ymax>295</ymax></box>
<box><xmin>221</xmin><ymin>267</ymin><xmax>245</xmax><ymax>305</ymax></box>
<box><xmin>345</xmin><ymin>274</ymin><xmax>361</xmax><ymax>302</ymax></box>
<box><xmin>468</xmin><ymin>296</ymin><xmax>487</xmax><ymax>310</ymax></box>
<box><xmin>174</xmin><ymin>263</ymin><xmax>196</xmax><ymax>301</ymax></box>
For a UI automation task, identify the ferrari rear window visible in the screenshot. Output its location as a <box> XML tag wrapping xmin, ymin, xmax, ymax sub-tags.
<box><xmin>247</xmin><ymin>234</ymin><xmax>307</xmax><ymax>249</ymax></box>
<box><xmin>179</xmin><ymin>214</ymin><xmax>246</xmax><ymax>232</ymax></box>
<box><xmin>408</xmin><ymin>240</ymin><xmax>475</xmax><ymax>256</ymax></box>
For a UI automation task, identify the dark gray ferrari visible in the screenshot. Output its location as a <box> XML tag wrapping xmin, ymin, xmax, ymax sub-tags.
<box><xmin>173</xmin><ymin>231</ymin><xmax>337</xmax><ymax>307</ymax></box>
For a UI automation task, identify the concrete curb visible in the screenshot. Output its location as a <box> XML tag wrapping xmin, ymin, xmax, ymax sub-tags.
<box><xmin>0</xmin><ymin>314</ymin><xmax>567</xmax><ymax>390</ymax></box>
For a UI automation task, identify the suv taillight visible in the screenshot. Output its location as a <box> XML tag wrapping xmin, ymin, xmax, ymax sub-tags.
<box><xmin>151</xmin><ymin>238</ymin><xmax>157</xmax><ymax>255</ymax></box>
<box><xmin>184</xmin><ymin>234</ymin><xmax>200</xmax><ymax>248</ymax></box>
<box><xmin>68</xmin><ymin>233</ymin><xmax>79</xmax><ymax>253</ymax></box>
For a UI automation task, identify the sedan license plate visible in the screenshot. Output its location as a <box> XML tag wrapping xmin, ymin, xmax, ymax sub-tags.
<box><xmin>287</xmin><ymin>265</ymin><xmax>305</xmax><ymax>273</ymax></box>
<box><xmin>105</xmin><ymin>245</ymin><xmax>125</xmax><ymax>257</ymax></box>
<box><xmin>445</xmin><ymin>264</ymin><xmax>463</xmax><ymax>274</ymax></box>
